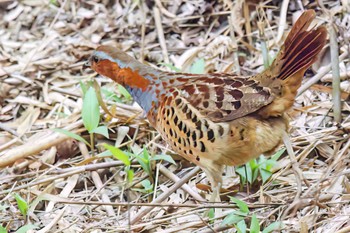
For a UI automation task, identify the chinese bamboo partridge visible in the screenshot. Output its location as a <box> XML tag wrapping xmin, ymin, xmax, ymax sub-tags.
<box><xmin>85</xmin><ymin>10</ymin><xmax>327</xmax><ymax>201</ymax></box>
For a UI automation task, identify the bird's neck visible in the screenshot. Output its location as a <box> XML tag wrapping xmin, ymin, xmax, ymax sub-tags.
<box><xmin>123</xmin><ymin>72</ymin><xmax>163</xmax><ymax>114</ymax></box>
<box><xmin>95</xmin><ymin>59</ymin><xmax>166</xmax><ymax>124</ymax></box>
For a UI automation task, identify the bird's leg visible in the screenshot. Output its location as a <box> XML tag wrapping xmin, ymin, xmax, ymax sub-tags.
<box><xmin>209</xmin><ymin>181</ymin><xmax>222</xmax><ymax>203</ymax></box>
<box><xmin>202</xmin><ymin>165</ymin><xmax>224</xmax><ymax>220</ymax></box>
<box><xmin>202</xmin><ymin>165</ymin><xmax>223</xmax><ymax>202</ymax></box>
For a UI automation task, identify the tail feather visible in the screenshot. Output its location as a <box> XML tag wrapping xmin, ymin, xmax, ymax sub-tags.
<box><xmin>258</xmin><ymin>9</ymin><xmax>327</xmax><ymax>118</ymax></box>
<box><xmin>277</xmin><ymin>25</ymin><xmax>327</xmax><ymax>81</ymax></box>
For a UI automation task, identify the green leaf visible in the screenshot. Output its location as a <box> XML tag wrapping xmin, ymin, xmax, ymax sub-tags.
<box><xmin>259</xmin><ymin>168</ymin><xmax>272</xmax><ymax>183</ymax></box>
<box><xmin>101</xmin><ymin>87</ymin><xmax>121</xmax><ymax>102</ymax></box>
<box><xmin>118</xmin><ymin>84</ymin><xmax>132</xmax><ymax>100</ymax></box>
<box><xmin>141</xmin><ymin>179</ymin><xmax>153</xmax><ymax>191</ymax></box>
<box><xmin>15</xmin><ymin>224</ymin><xmax>37</xmax><ymax>233</ymax></box>
<box><xmin>103</xmin><ymin>144</ymin><xmax>130</xmax><ymax>166</ymax></box>
<box><xmin>190</xmin><ymin>58</ymin><xmax>205</xmax><ymax>74</ymax></box>
<box><xmin>14</xmin><ymin>193</ymin><xmax>28</xmax><ymax>217</ymax></box>
<box><xmin>208</xmin><ymin>208</ymin><xmax>215</xmax><ymax>220</ymax></box>
<box><xmin>159</xmin><ymin>62</ymin><xmax>181</xmax><ymax>72</ymax></box>
<box><xmin>151</xmin><ymin>154</ymin><xmax>176</xmax><ymax>165</ymax></box>
<box><xmin>271</xmin><ymin>148</ymin><xmax>285</xmax><ymax>161</ymax></box>
<box><xmin>52</xmin><ymin>128</ymin><xmax>90</xmax><ymax>146</ymax></box>
<box><xmin>0</xmin><ymin>226</ymin><xmax>7</xmax><ymax>233</ymax></box>
<box><xmin>249</xmin><ymin>159</ymin><xmax>258</xmax><ymax>170</ymax></box>
<box><xmin>235</xmin><ymin>166</ymin><xmax>247</xmax><ymax>184</ymax></box>
<box><xmin>229</xmin><ymin>197</ymin><xmax>249</xmax><ymax>214</ymax></box>
<box><xmin>222</xmin><ymin>213</ymin><xmax>245</xmax><ymax>226</ymax></box>
<box><xmin>82</xmin><ymin>87</ymin><xmax>100</xmax><ymax>133</ymax></box>
<box><xmin>250</xmin><ymin>214</ymin><xmax>260</xmax><ymax>233</ymax></box>
<box><xmin>127</xmin><ymin>169</ymin><xmax>134</xmax><ymax>183</ymax></box>
<box><xmin>245</xmin><ymin>163</ymin><xmax>253</xmax><ymax>184</ymax></box>
<box><xmin>236</xmin><ymin>220</ymin><xmax>247</xmax><ymax>233</ymax></box>
<box><xmin>79</xmin><ymin>81</ymin><xmax>88</xmax><ymax>96</ymax></box>
<box><xmin>91</xmin><ymin>126</ymin><xmax>109</xmax><ymax>139</ymax></box>
<box><xmin>133</xmin><ymin>148</ymin><xmax>151</xmax><ymax>176</ymax></box>
<box><xmin>262</xmin><ymin>221</ymin><xmax>283</xmax><ymax>233</ymax></box>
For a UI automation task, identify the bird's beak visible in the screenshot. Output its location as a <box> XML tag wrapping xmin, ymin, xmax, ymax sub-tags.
<box><xmin>83</xmin><ymin>60</ymin><xmax>91</xmax><ymax>69</ymax></box>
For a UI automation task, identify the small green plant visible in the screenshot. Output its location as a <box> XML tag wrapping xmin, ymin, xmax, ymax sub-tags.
<box><xmin>103</xmin><ymin>145</ymin><xmax>175</xmax><ymax>187</ymax></box>
<box><xmin>53</xmin><ymin>83</ymin><xmax>109</xmax><ymax>155</ymax></box>
<box><xmin>14</xmin><ymin>193</ymin><xmax>28</xmax><ymax>218</ymax></box>
<box><xmin>222</xmin><ymin>197</ymin><xmax>283</xmax><ymax>232</ymax></box>
<box><xmin>236</xmin><ymin>149</ymin><xmax>284</xmax><ymax>185</ymax></box>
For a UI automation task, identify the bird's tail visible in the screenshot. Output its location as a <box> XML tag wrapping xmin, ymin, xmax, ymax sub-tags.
<box><xmin>258</xmin><ymin>9</ymin><xmax>327</xmax><ymax>118</ymax></box>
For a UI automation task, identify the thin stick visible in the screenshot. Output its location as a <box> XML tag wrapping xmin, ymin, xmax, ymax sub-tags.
<box><xmin>276</xmin><ymin>0</ymin><xmax>290</xmax><ymax>43</ymax></box>
<box><xmin>130</xmin><ymin>166</ymin><xmax>201</xmax><ymax>224</ymax></box>
<box><xmin>159</xmin><ymin>164</ymin><xmax>206</xmax><ymax>202</ymax></box>
<box><xmin>329</xmin><ymin>23</ymin><xmax>342</xmax><ymax>123</ymax></box>
<box><xmin>153</xmin><ymin>7</ymin><xmax>170</xmax><ymax>64</ymax></box>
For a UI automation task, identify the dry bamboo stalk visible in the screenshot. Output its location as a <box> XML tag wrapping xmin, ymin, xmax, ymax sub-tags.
<box><xmin>329</xmin><ymin>23</ymin><xmax>342</xmax><ymax>123</ymax></box>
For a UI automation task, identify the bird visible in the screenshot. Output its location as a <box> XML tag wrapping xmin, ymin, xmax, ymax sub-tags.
<box><xmin>84</xmin><ymin>10</ymin><xmax>327</xmax><ymax>201</ymax></box>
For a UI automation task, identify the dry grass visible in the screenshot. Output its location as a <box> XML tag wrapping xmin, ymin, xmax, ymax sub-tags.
<box><xmin>1</xmin><ymin>0</ymin><xmax>350</xmax><ymax>232</ymax></box>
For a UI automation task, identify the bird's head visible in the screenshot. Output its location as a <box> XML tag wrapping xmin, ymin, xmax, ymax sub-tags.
<box><xmin>84</xmin><ymin>46</ymin><xmax>150</xmax><ymax>90</ymax></box>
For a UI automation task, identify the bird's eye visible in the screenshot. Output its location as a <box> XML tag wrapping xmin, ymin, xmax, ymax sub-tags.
<box><xmin>92</xmin><ymin>56</ymin><xmax>99</xmax><ymax>63</ymax></box>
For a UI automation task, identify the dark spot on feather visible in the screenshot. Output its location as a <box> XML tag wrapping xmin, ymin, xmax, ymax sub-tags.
<box><xmin>198</xmin><ymin>85</ymin><xmax>209</xmax><ymax>93</ymax></box>
<box><xmin>203</xmin><ymin>120</ymin><xmax>209</xmax><ymax>128</ymax></box>
<box><xmin>232</xmin><ymin>101</ymin><xmax>241</xmax><ymax>109</ymax></box>
<box><xmin>192</xmin><ymin>115</ymin><xmax>198</xmax><ymax>123</ymax></box>
<box><xmin>215</xmin><ymin>87</ymin><xmax>225</xmax><ymax>101</ymax></box>
<box><xmin>189</xmin><ymin>149</ymin><xmax>193</xmax><ymax>155</ymax></box>
<box><xmin>229</xmin><ymin>89</ymin><xmax>243</xmax><ymax>99</ymax></box>
<box><xmin>166</xmin><ymin>120</ymin><xmax>170</xmax><ymax>125</ymax></box>
<box><xmin>196</xmin><ymin>156</ymin><xmax>200</xmax><ymax>161</ymax></box>
<box><xmin>207</xmin><ymin>129</ymin><xmax>214</xmax><ymax>142</ymax></box>
<box><xmin>216</xmin><ymin>102</ymin><xmax>223</xmax><ymax>108</ymax></box>
<box><xmin>203</xmin><ymin>101</ymin><xmax>209</xmax><ymax>108</ymax></box>
<box><xmin>218</xmin><ymin>125</ymin><xmax>224</xmax><ymax>136</ymax></box>
<box><xmin>174</xmin><ymin>116</ymin><xmax>178</xmax><ymax>125</ymax></box>
<box><xmin>225</xmin><ymin>79</ymin><xmax>243</xmax><ymax>87</ymax></box>
<box><xmin>169</xmin><ymin>107</ymin><xmax>174</xmax><ymax>117</ymax></box>
<box><xmin>175</xmin><ymin>98</ymin><xmax>182</xmax><ymax>106</ymax></box>
<box><xmin>200</xmin><ymin>141</ymin><xmax>206</xmax><ymax>152</ymax></box>
<box><xmin>199</xmin><ymin>130</ymin><xmax>203</xmax><ymax>139</ymax></box>
<box><xmin>186</xmin><ymin>138</ymin><xmax>190</xmax><ymax>145</ymax></box>
<box><xmin>239</xmin><ymin>128</ymin><xmax>245</xmax><ymax>140</ymax></box>
<box><xmin>183</xmin><ymin>104</ymin><xmax>188</xmax><ymax>113</ymax></box>
<box><xmin>192</xmin><ymin>132</ymin><xmax>196</xmax><ymax>141</ymax></box>
<box><xmin>170</xmin><ymin>128</ymin><xmax>174</xmax><ymax>137</ymax></box>
<box><xmin>209</xmin><ymin>111</ymin><xmax>224</xmax><ymax>119</ymax></box>
<box><xmin>178</xmin><ymin>122</ymin><xmax>183</xmax><ymax>130</ymax></box>
<box><xmin>193</xmin><ymin>140</ymin><xmax>197</xmax><ymax>147</ymax></box>
<box><xmin>211</xmin><ymin>78</ymin><xmax>224</xmax><ymax>85</ymax></box>
<box><xmin>195</xmin><ymin>121</ymin><xmax>201</xmax><ymax>130</ymax></box>
<box><xmin>183</xmin><ymin>124</ymin><xmax>188</xmax><ymax>133</ymax></box>
<box><xmin>184</xmin><ymin>85</ymin><xmax>195</xmax><ymax>95</ymax></box>
<box><xmin>224</xmin><ymin>110</ymin><xmax>232</xmax><ymax>115</ymax></box>
<box><xmin>253</xmin><ymin>85</ymin><xmax>263</xmax><ymax>92</ymax></box>
<box><xmin>186</xmin><ymin>111</ymin><xmax>192</xmax><ymax>119</ymax></box>
<box><xmin>178</xmin><ymin>137</ymin><xmax>181</xmax><ymax>144</ymax></box>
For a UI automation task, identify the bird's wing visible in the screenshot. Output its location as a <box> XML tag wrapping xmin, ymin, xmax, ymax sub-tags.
<box><xmin>171</xmin><ymin>74</ymin><xmax>274</xmax><ymax>123</ymax></box>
